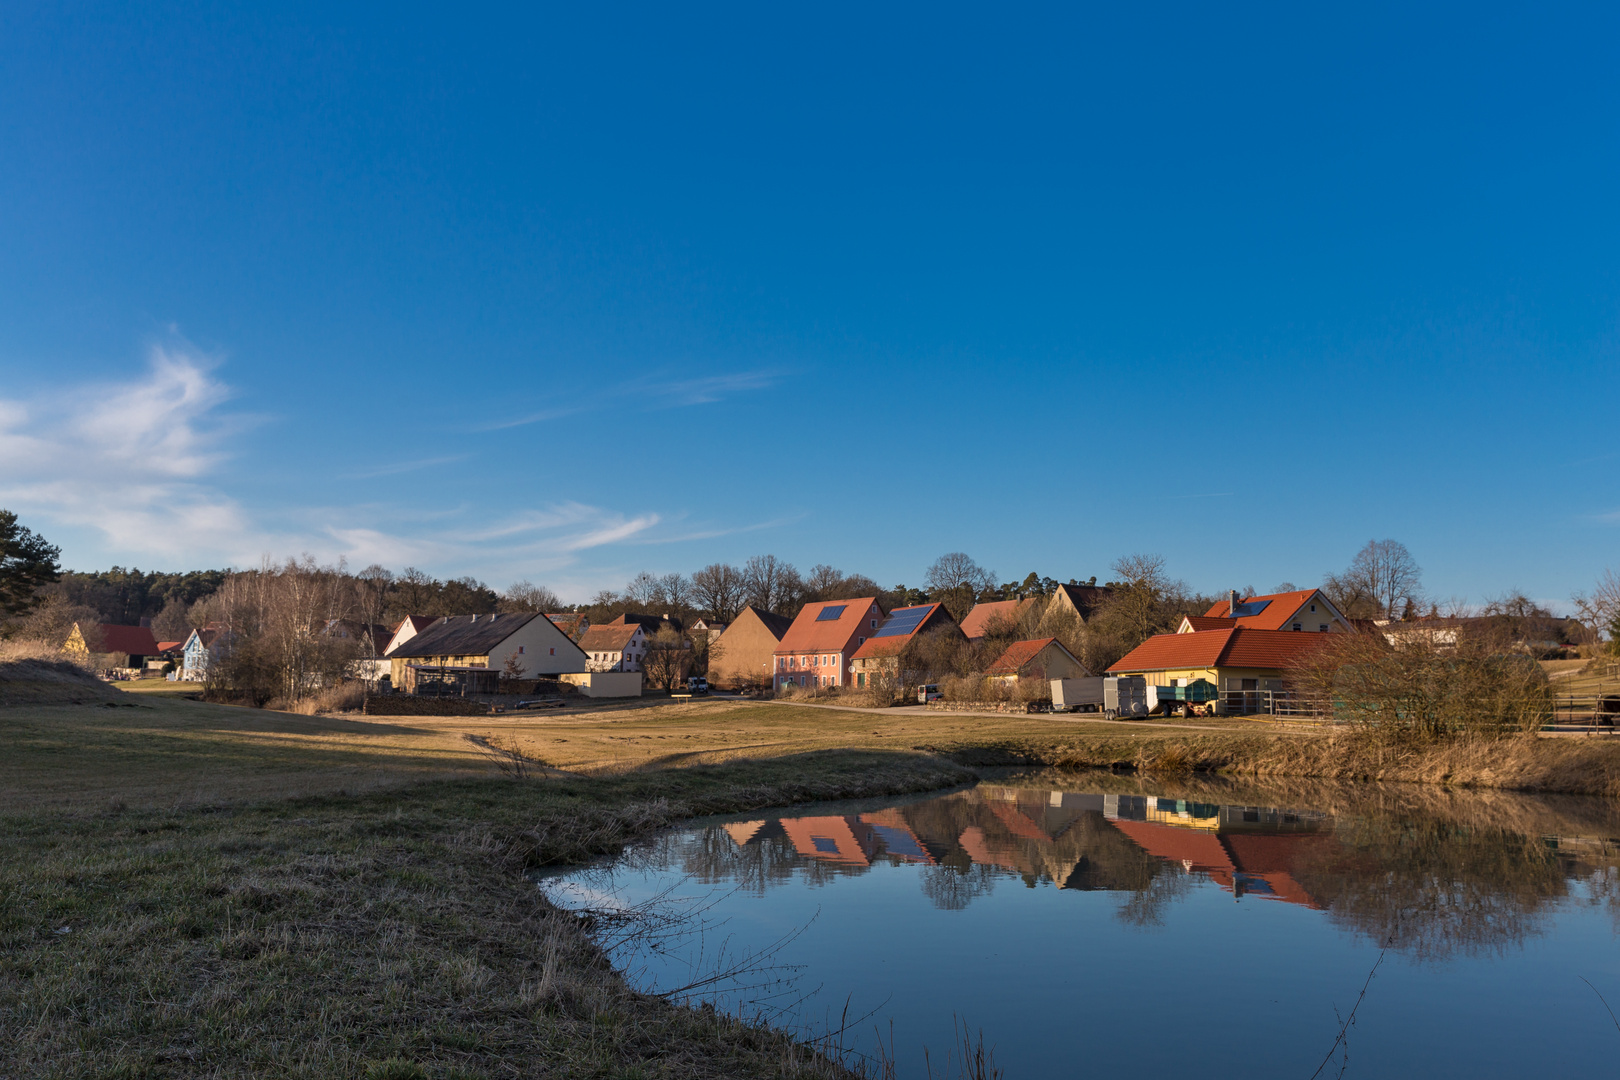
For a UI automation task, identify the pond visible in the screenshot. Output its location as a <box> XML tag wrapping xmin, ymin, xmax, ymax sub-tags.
<box><xmin>536</xmin><ymin>771</ymin><xmax>1620</xmax><ymax>1077</ymax></box>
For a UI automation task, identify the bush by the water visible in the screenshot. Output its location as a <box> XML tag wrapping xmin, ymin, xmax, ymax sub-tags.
<box><xmin>1289</xmin><ymin>628</ymin><xmax>1551</xmax><ymax>741</ymax></box>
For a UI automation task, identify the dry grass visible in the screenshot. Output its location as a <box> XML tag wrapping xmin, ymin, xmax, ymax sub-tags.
<box><xmin>0</xmin><ymin>749</ymin><xmax>969</xmax><ymax>1079</ymax></box>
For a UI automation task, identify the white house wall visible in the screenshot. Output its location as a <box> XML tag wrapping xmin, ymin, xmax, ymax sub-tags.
<box><xmin>493</xmin><ymin>617</ymin><xmax>589</xmax><ymax>676</ymax></box>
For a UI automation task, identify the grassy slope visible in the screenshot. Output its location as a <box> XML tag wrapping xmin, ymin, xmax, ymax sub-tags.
<box><xmin>1</xmin><ymin>744</ymin><xmax>970</xmax><ymax>1079</ymax></box>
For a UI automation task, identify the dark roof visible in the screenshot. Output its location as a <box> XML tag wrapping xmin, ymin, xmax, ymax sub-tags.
<box><xmin>1052</xmin><ymin>583</ymin><xmax>1111</xmax><ymax>619</ymax></box>
<box><xmin>389</xmin><ymin>613</ymin><xmax>541</xmax><ymax>658</ymax></box>
<box><xmin>611</xmin><ymin>612</ymin><xmax>684</xmax><ymax>633</ymax></box>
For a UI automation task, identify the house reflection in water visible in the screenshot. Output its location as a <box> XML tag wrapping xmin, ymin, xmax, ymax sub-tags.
<box><xmin>719</xmin><ymin>785</ymin><xmax>1333</xmax><ymax>908</ymax></box>
<box><xmin>724</xmin><ymin>811</ymin><xmax>937</xmax><ymax>868</ymax></box>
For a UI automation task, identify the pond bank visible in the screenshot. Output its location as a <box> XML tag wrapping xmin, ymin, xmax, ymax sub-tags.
<box><xmin>927</xmin><ymin>725</ymin><xmax>1620</xmax><ymax>798</ymax></box>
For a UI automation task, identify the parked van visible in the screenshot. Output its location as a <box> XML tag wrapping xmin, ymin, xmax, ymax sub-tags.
<box><xmin>685</xmin><ymin>675</ymin><xmax>709</xmax><ymax>695</ymax></box>
<box><xmin>917</xmin><ymin>684</ymin><xmax>943</xmax><ymax>703</ymax></box>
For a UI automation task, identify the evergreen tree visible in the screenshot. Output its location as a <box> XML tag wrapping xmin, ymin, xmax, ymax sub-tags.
<box><xmin>0</xmin><ymin>510</ymin><xmax>61</xmax><ymax>616</ymax></box>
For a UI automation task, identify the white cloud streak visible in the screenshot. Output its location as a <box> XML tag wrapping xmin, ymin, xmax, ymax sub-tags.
<box><xmin>0</xmin><ymin>345</ymin><xmax>676</xmax><ymax>587</ymax></box>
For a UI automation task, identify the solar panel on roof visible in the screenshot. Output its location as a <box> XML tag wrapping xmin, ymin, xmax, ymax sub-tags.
<box><xmin>1233</xmin><ymin>599</ymin><xmax>1272</xmax><ymax>617</ymax></box>
<box><xmin>815</xmin><ymin>605</ymin><xmax>848</xmax><ymax>621</ymax></box>
<box><xmin>873</xmin><ymin>606</ymin><xmax>930</xmax><ymax>637</ymax></box>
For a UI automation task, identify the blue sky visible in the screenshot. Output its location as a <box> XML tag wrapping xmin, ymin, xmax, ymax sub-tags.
<box><xmin>1</xmin><ymin>2</ymin><xmax>1616</xmax><ymax>608</ymax></box>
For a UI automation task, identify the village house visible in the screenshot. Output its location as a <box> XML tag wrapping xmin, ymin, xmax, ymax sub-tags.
<box><xmin>849</xmin><ymin>603</ymin><xmax>963</xmax><ymax>688</ymax></box>
<box><xmin>709</xmin><ymin>605</ymin><xmax>793</xmax><ymax>690</ymax></box>
<box><xmin>1177</xmin><ymin>588</ymin><xmax>1352</xmax><ymax>635</ymax></box>
<box><xmin>179</xmin><ymin>624</ymin><xmax>231</xmax><ymax>681</ymax></box>
<box><xmin>387</xmin><ymin>612</ymin><xmax>588</xmax><ymax>688</ymax></box>
<box><xmin>773</xmin><ymin>598</ymin><xmax>886</xmax><ymax>691</ymax></box>
<box><xmin>984</xmin><ymin>637</ymin><xmax>1090</xmax><ymax>685</ymax></box>
<box><xmin>958</xmin><ymin>598</ymin><xmax>1038</xmax><ymax>643</ymax></box>
<box><xmin>64</xmin><ymin>622</ymin><xmax>161</xmax><ymax>670</ymax></box>
<box><xmin>1045</xmin><ymin>582</ymin><xmax>1113</xmax><ymax>624</ymax></box>
<box><xmin>578</xmin><ymin>622</ymin><xmax>648</xmax><ymax>673</ymax></box>
<box><xmin>384</xmin><ymin>615</ymin><xmax>442</xmax><ymax>656</ymax></box>
<box><xmin>1106</xmin><ymin>627</ymin><xmax>1336</xmax><ymax>712</ymax></box>
<box><xmin>689</xmin><ymin>617</ymin><xmax>726</xmax><ymax>641</ymax></box>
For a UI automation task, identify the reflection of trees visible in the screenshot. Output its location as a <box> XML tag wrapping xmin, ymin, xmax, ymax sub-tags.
<box><xmin>919</xmin><ymin>863</ymin><xmax>998</xmax><ymax>911</ymax></box>
<box><xmin>1293</xmin><ymin>818</ymin><xmax>1568</xmax><ymax>961</ymax></box>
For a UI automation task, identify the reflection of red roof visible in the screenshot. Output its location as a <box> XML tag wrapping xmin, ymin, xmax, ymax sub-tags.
<box><xmin>777</xmin><ymin>599</ymin><xmax>882</xmax><ymax>654</ymax></box>
<box><xmin>957</xmin><ymin>825</ymin><xmax>1019</xmax><ymax>871</ymax></box>
<box><xmin>92</xmin><ymin>624</ymin><xmax>161</xmax><ymax>655</ymax></box>
<box><xmin>1203</xmin><ymin>590</ymin><xmax>1322</xmax><ymax>630</ymax></box>
<box><xmin>780</xmin><ymin>816</ymin><xmax>872</xmax><ymax>865</ymax></box>
<box><xmin>722</xmin><ymin>821</ymin><xmax>765</xmax><ymax>846</ymax></box>
<box><xmin>959</xmin><ymin>599</ymin><xmax>1036</xmax><ymax>641</ymax></box>
<box><xmin>1107</xmin><ymin>628</ymin><xmax>1334</xmax><ymax>673</ymax></box>
<box><xmin>989</xmin><ymin>800</ymin><xmax>1055</xmax><ymax>842</ymax></box>
<box><xmin>1109</xmin><ymin>819</ymin><xmax>1236</xmax><ymax>874</ymax></box>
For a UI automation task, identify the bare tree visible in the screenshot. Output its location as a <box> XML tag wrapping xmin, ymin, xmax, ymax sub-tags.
<box><xmin>742</xmin><ymin>555</ymin><xmax>800</xmax><ymax>613</ymax></box>
<box><xmin>499</xmin><ymin>580</ymin><xmax>561</xmax><ymax>613</ymax></box>
<box><xmin>640</xmin><ymin>626</ymin><xmax>690</xmax><ymax>691</ymax></box>
<box><xmin>657</xmin><ymin>573</ymin><xmax>694</xmax><ymax>614</ymax></box>
<box><xmin>624</xmin><ymin>571</ymin><xmax>661</xmax><ymax>608</ymax></box>
<box><xmin>1327</xmin><ymin>540</ymin><xmax>1423</xmax><ymax>620</ymax></box>
<box><xmin>1573</xmin><ymin>569</ymin><xmax>1620</xmax><ymax>650</ymax></box>
<box><xmin>393</xmin><ymin>567</ymin><xmax>437</xmax><ymax>616</ymax></box>
<box><xmin>803</xmin><ymin>564</ymin><xmax>846</xmax><ymax>601</ymax></box>
<box><xmin>924</xmin><ymin>553</ymin><xmax>995</xmax><ymax>596</ymax></box>
<box><xmin>692</xmin><ymin>563</ymin><xmax>745</xmax><ymax>622</ymax></box>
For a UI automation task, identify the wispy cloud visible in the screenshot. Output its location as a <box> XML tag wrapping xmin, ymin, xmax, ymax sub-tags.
<box><xmin>0</xmin><ymin>343</ymin><xmax>679</xmax><ymax>587</ymax></box>
<box><xmin>482</xmin><ymin>367</ymin><xmax>779</xmax><ymax>431</ymax></box>
<box><xmin>340</xmin><ymin>455</ymin><xmax>470</xmax><ymax>480</ymax></box>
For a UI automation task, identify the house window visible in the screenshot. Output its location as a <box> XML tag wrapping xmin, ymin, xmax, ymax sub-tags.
<box><xmin>1292</xmin><ymin>623</ymin><xmax>1302</xmax><ymax>631</ymax></box>
<box><xmin>550</xmin><ymin>647</ymin><xmax>555</xmax><ymax>655</ymax></box>
<box><xmin>518</xmin><ymin>646</ymin><xmax>525</xmax><ymax>654</ymax></box>
<box><xmin>858</xmin><ymin>636</ymin><xmax>865</xmax><ymax>645</ymax></box>
<box><xmin>1319</xmin><ymin>624</ymin><xmax>1328</xmax><ymax>632</ymax></box>
<box><xmin>857</xmin><ymin>673</ymin><xmax>865</xmax><ymax>687</ymax></box>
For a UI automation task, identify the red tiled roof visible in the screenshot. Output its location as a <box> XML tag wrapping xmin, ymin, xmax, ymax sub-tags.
<box><xmin>1106</xmin><ymin>627</ymin><xmax>1334</xmax><ymax>674</ymax></box>
<box><xmin>579</xmin><ymin>623</ymin><xmax>642</xmax><ymax>652</ymax></box>
<box><xmin>985</xmin><ymin>637</ymin><xmax>1073</xmax><ymax>676</ymax></box>
<box><xmin>1203</xmin><ymin>589</ymin><xmax>1323</xmax><ymax>630</ymax></box>
<box><xmin>849</xmin><ymin>604</ymin><xmax>956</xmax><ymax>659</ymax></box>
<box><xmin>156</xmin><ymin>641</ymin><xmax>183</xmax><ymax>652</ymax></box>
<box><xmin>959</xmin><ymin>598</ymin><xmax>1036</xmax><ymax>641</ymax></box>
<box><xmin>91</xmin><ymin>624</ymin><xmax>161</xmax><ymax>656</ymax></box>
<box><xmin>1181</xmin><ymin>615</ymin><xmax>1234</xmax><ymax>632</ymax></box>
<box><xmin>777</xmin><ymin>599</ymin><xmax>881</xmax><ymax>654</ymax></box>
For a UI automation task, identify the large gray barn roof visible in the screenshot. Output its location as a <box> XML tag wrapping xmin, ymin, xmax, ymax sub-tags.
<box><xmin>389</xmin><ymin>613</ymin><xmax>539</xmax><ymax>658</ymax></box>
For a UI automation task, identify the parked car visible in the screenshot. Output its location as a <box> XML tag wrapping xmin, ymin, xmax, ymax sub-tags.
<box><xmin>685</xmin><ymin>675</ymin><xmax>710</xmax><ymax>695</ymax></box>
<box><xmin>917</xmin><ymin>684</ymin><xmax>943</xmax><ymax>703</ymax></box>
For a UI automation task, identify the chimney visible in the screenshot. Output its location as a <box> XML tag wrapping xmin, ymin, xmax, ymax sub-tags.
<box><xmin>1229</xmin><ymin>589</ymin><xmax>1240</xmax><ymax>617</ymax></box>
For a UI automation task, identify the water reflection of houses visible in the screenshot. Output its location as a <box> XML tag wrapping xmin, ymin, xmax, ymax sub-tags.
<box><xmin>717</xmin><ymin>786</ymin><xmax>1335</xmax><ymax>908</ymax></box>
<box><xmin>724</xmin><ymin>812</ymin><xmax>937</xmax><ymax>869</ymax></box>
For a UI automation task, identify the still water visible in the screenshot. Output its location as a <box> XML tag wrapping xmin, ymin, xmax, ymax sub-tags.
<box><xmin>537</xmin><ymin>772</ymin><xmax>1620</xmax><ymax>1077</ymax></box>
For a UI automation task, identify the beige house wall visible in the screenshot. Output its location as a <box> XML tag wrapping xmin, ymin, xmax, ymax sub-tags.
<box><xmin>710</xmin><ymin>610</ymin><xmax>786</xmax><ymax>688</ymax></box>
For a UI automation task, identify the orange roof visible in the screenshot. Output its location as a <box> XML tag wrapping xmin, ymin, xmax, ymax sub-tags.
<box><xmin>1203</xmin><ymin>589</ymin><xmax>1322</xmax><ymax>630</ymax></box>
<box><xmin>1181</xmin><ymin>615</ymin><xmax>1234</xmax><ymax>632</ymax></box>
<box><xmin>959</xmin><ymin>598</ymin><xmax>1035</xmax><ymax>641</ymax></box>
<box><xmin>777</xmin><ymin>598</ymin><xmax>881</xmax><ymax>654</ymax></box>
<box><xmin>849</xmin><ymin>603</ymin><xmax>956</xmax><ymax>659</ymax></box>
<box><xmin>985</xmin><ymin>637</ymin><xmax>1074</xmax><ymax>676</ymax></box>
<box><xmin>579</xmin><ymin>623</ymin><xmax>642</xmax><ymax>652</ymax></box>
<box><xmin>156</xmin><ymin>641</ymin><xmax>183</xmax><ymax>652</ymax></box>
<box><xmin>1106</xmin><ymin>627</ymin><xmax>1334</xmax><ymax>673</ymax></box>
